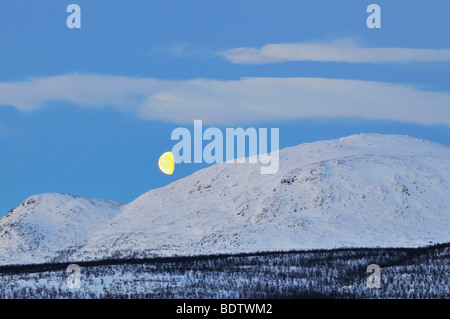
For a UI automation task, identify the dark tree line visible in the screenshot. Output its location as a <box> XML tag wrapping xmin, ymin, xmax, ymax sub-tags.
<box><xmin>0</xmin><ymin>243</ymin><xmax>448</xmax><ymax>299</ymax></box>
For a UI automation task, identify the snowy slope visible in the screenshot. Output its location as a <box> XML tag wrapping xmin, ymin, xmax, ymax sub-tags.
<box><xmin>1</xmin><ymin>134</ymin><xmax>450</xmax><ymax>265</ymax></box>
<box><xmin>76</xmin><ymin>134</ymin><xmax>450</xmax><ymax>260</ymax></box>
<box><xmin>0</xmin><ymin>193</ymin><xmax>124</xmax><ymax>265</ymax></box>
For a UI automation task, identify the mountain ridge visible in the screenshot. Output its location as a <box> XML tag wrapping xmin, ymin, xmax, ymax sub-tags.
<box><xmin>1</xmin><ymin>133</ymin><xmax>450</xmax><ymax>265</ymax></box>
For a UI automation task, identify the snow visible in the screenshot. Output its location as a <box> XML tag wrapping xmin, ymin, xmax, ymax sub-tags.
<box><xmin>0</xmin><ymin>193</ymin><xmax>124</xmax><ymax>265</ymax></box>
<box><xmin>1</xmin><ymin>133</ymin><xmax>450</xmax><ymax>265</ymax></box>
<box><xmin>1</xmin><ymin>244</ymin><xmax>449</xmax><ymax>298</ymax></box>
<box><xmin>78</xmin><ymin>133</ymin><xmax>450</xmax><ymax>260</ymax></box>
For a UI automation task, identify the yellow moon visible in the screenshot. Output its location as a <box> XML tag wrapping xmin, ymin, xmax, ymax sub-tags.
<box><xmin>158</xmin><ymin>151</ymin><xmax>175</xmax><ymax>175</ymax></box>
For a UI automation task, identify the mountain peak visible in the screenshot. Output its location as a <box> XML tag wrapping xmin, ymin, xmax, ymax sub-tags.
<box><xmin>0</xmin><ymin>193</ymin><xmax>124</xmax><ymax>265</ymax></box>
<box><xmin>18</xmin><ymin>193</ymin><xmax>76</xmax><ymax>208</ymax></box>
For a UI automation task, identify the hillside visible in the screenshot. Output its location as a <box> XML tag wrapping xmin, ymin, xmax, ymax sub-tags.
<box><xmin>1</xmin><ymin>134</ymin><xmax>450</xmax><ymax>265</ymax></box>
<box><xmin>0</xmin><ymin>194</ymin><xmax>124</xmax><ymax>265</ymax></box>
<box><xmin>78</xmin><ymin>134</ymin><xmax>450</xmax><ymax>260</ymax></box>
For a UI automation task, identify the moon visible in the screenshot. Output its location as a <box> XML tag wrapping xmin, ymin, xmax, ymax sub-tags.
<box><xmin>158</xmin><ymin>152</ymin><xmax>175</xmax><ymax>175</ymax></box>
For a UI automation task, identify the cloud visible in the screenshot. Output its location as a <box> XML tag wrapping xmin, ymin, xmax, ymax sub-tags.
<box><xmin>220</xmin><ymin>39</ymin><xmax>450</xmax><ymax>64</ymax></box>
<box><xmin>148</xmin><ymin>43</ymin><xmax>209</xmax><ymax>58</ymax></box>
<box><xmin>0</xmin><ymin>74</ymin><xmax>165</xmax><ymax>111</ymax></box>
<box><xmin>0</xmin><ymin>74</ymin><xmax>449</xmax><ymax>125</ymax></box>
<box><xmin>0</xmin><ymin>124</ymin><xmax>15</xmax><ymax>138</ymax></box>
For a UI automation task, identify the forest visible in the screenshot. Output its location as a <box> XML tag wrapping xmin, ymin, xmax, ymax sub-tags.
<box><xmin>0</xmin><ymin>243</ymin><xmax>448</xmax><ymax>299</ymax></box>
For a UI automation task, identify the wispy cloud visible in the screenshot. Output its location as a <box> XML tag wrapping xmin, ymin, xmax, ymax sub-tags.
<box><xmin>220</xmin><ymin>39</ymin><xmax>450</xmax><ymax>64</ymax></box>
<box><xmin>0</xmin><ymin>75</ymin><xmax>162</xmax><ymax>111</ymax></box>
<box><xmin>0</xmin><ymin>124</ymin><xmax>16</xmax><ymax>138</ymax></box>
<box><xmin>148</xmin><ymin>43</ymin><xmax>209</xmax><ymax>58</ymax></box>
<box><xmin>0</xmin><ymin>74</ymin><xmax>449</xmax><ymax>125</ymax></box>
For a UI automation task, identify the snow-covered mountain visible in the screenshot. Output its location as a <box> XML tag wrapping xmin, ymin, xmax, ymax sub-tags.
<box><xmin>0</xmin><ymin>194</ymin><xmax>124</xmax><ymax>265</ymax></box>
<box><xmin>1</xmin><ymin>134</ymin><xmax>450</xmax><ymax>265</ymax></box>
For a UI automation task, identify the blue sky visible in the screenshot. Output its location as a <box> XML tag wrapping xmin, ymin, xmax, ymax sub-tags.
<box><xmin>0</xmin><ymin>0</ymin><xmax>449</xmax><ymax>215</ymax></box>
